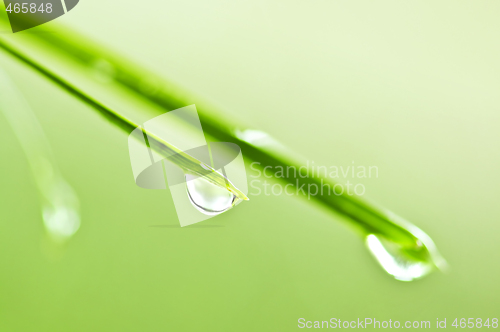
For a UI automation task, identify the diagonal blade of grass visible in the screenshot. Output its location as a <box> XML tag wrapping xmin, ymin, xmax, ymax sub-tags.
<box><xmin>0</xmin><ymin>16</ymin><xmax>446</xmax><ymax>275</ymax></box>
<box><xmin>0</xmin><ymin>37</ymin><xmax>248</xmax><ymax>201</ymax></box>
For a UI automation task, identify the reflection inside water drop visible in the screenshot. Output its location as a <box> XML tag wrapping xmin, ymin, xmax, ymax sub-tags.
<box><xmin>185</xmin><ymin>174</ymin><xmax>238</xmax><ymax>216</ymax></box>
<box><xmin>366</xmin><ymin>234</ymin><xmax>433</xmax><ymax>282</ymax></box>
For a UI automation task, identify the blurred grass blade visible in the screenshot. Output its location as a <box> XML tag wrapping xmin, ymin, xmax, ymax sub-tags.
<box><xmin>0</xmin><ymin>68</ymin><xmax>80</xmax><ymax>242</ymax></box>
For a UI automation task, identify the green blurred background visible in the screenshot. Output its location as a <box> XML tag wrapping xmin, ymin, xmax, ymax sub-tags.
<box><xmin>0</xmin><ymin>0</ymin><xmax>499</xmax><ymax>331</ymax></box>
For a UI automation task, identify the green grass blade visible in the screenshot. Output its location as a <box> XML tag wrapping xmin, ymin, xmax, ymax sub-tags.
<box><xmin>0</xmin><ymin>16</ymin><xmax>446</xmax><ymax>278</ymax></box>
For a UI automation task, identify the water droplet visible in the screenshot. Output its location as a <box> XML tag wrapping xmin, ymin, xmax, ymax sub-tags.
<box><xmin>43</xmin><ymin>204</ymin><xmax>80</xmax><ymax>242</ymax></box>
<box><xmin>185</xmin><ymin>174</ymin><xmax>238</xmax><ymax>216</ymax></box>
<box><xmin>366</xmin><ymin>234</ymin><xmax>433</xmax><ymax>282</ymax></box>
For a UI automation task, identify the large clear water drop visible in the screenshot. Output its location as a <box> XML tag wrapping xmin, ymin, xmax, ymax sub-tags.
<box><xmin>185</xmin><ymin>174</ymin><xmax>238</xmax><ymax>216</ymax></box>
<box><xmin>366</xmin><ymin>234</ymin><xmax>433</xmax><ymax>282</ymax></box>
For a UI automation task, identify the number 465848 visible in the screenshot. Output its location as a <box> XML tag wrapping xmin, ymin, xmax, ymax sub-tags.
<box><xmin>452</xmin><ymin>318</ymin><xmax>498</xmax><ymax>328</ymax></box>
<box><xmin>6</xmin><ymin>3</ymin><xmax>53</xmax><ymax>14</ymax></box>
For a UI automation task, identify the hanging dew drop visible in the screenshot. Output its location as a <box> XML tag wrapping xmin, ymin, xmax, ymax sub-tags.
<box><xmin>365</xmin><ymin>234</ymin><xmax>434</xmax><ymax>281</ymax></box>
<box><xmin>185</xmin><ymin>173</ymin><xmax>238</xmax><ymax>216</ymax></box>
